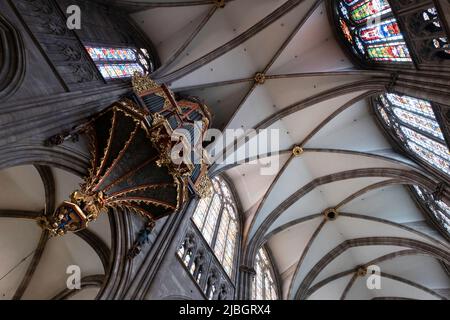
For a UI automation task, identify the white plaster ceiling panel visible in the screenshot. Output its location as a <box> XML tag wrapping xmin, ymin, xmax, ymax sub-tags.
<box><xmin>0</xmin><ymin>166</ymin><xmax>44</xmax><ymax>212</ymax></box>
<box><xmin>224</xmin><ymin>125</ymin><xmax>293</xmax><ymax>162</ymax></box>
<box><xmin>0</xmin><ymin>219</ymin><xmax>41</xmax><ymax>300</ymax></box>
<box><xmin>268</xmin><ymin>2</ymin><xmax>353</xmax><ymax>74</ymax></box>
<box><xmin>378</xmin><ymin>255</ymin><xmax>450</xmax><ymax>290</ymax></box>
<box><xmin>333</xmin><ymin>216</ymin><xmax>445</xmax><ymax>247</ymax></box>
<box><xmin>226</xmin><ymin>153</ymin><xmax>290</xmax><ymax>211</ymax></box>
<box><xmin>341</xmin><ymin>185</ymin><xmax>426</xmax><ymax>224</ymax></box>
<box><xmin>226</xmin><ymin>75</ymin><xmax>370</xmax><ymax>132</ymax></box>
<box><xmin>266</xmin><ymin>177</ymin><xmax>390</xmax><ymax>235</ymax></box>
<box><xmin>267</xmin><ymin>217</ymin><xmax>323</xmax><ymax>274</ymax></box>
<box><xmin>299</xmin><ymin>151</ymin><xmax>407</xmax><ymax>178</ymax></box>
<box><xmin>279</xmin><ymin>91</ymin><xmax>372</xmax><ymax>144</ymax></box>
<box><xmin>306</xmin><ymin>99</ymin><xmax>393</xmax><ymax>152</ymax></box>
<box><xmin>131</xmin><ymin>5</ymin><xmax>211</xmax><ymax>64</ymax></box>
<box><xmin>289</xmin><ymin>221</ymin><xmax>346</xmax><ymax>299</ymax></box>
<box><xmin>22</xmin><ymin>232</ymin><xmax>104</xmax><ymax>299</ymax></box>
<box><xmin>312</xmin><ymin>246</ymin><xmax>408</xmax><ymax>287</ymax></box>
<box><xmin>307</xmin><ymin>274</ymin><xmax>353</xmax><ymax>300</ymax></box>
<box><xmin>166</xmin><ymin>0</ymin><xmax>316</xmax><ymax>77</ymax></box>
<box><xmin>347</xmin><ymin>276</ymin><xmax>441</xmax><ymax>300</ymax></box>
<box><xmin>343</xmin><ymin>276</ymin><xmax>376</xmax><ymax>300</ymax></box>
<box><xmin>266</xmin><ymin>189</ymin><xmax>329</xmax><ymax>236</ymax></box>
<box><xmin>249</xmin><ymin>156</ymin><xmax>315</xmax><ymax>237</ymax></box>
<box><xmin>288</xmin><ymin>216</ymin><xmax>448</xmax><ymax>299</ymax></box>
<box><xmin>249</xmin><ymin>151</ymin><xmax>408</xmax><ymax>240</ymax></box>
<box><xmin>315</xmin><ymin>177</ymin><xmax>390</xmax><ymax>208</ymax></box>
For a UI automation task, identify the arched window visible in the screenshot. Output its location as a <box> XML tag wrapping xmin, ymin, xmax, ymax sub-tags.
<box><xmin>375</xmin><ymin>93</ymin><xmax>450</xmax><ymax>176</ymax></box>
<box><xmin>334</xmin><ymin>1</ymin><xmax>450</xmax><ymax>64</ymax></box>
<box><xmin>414</xmin><ymin>6</ymin><xmax>450</xmax><ymax>60</ymax></box>
<box><xmin>251</xmin><ymin>247</ymin><xmax>278</xmax><ymax>300</ymax></box>
<box><xmin>335</xmin><ymin>0</ymin><xmax>412</xmax><ymax>63</ymax></box>
<box><xmin>85</xmin><ymin>46</ymin><xmax>154</xmax><ymax>80</ymax></box>
<box><xmin>412</xmin><ymin>186</ymin><xmax>450</xmax><ymax>236</ymax></box>
<box><xmin>192</xmin><ymin>176</ymin><xmax>239</xmax><ymax>277</ymax></box>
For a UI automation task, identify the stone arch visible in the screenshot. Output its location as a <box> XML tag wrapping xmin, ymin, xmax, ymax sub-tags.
<box><xmin>0</xmin><ymin>13</ymin><xmax>26</xmax><ymax>100</ymax></box>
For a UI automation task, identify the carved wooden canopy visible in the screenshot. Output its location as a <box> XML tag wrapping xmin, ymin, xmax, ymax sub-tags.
<box><xmin>40</xmin><ymin>75</ymin><xmax>211</xmax><ymax>236</ymax></box>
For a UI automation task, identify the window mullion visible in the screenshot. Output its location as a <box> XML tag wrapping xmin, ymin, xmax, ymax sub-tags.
<box><xmin>220</xmin><ymin>214</ymin><xmax>232</xmax><ymax>264</ymax></box>
<box><xmin>396</xmin><ymin>118</ymin><xmax>446</xmax><ymax>145</ymax></box>
<box><xmin>200</xmin><ymin>194</ymin><xmax>215</xmax><ymax>232</ymax></box>
<box><xmin>210</xmin><ymin>202</ymin><xmax>225</xmax><ymax>249</ymax></box>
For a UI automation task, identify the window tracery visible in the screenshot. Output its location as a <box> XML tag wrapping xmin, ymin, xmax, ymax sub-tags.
<box><xmin>335</xmin><ymin>1</ymin><xmax>450</xmax><ymax>64</ymax></box>
<box><xmin>85</xmin><ymin>46</ymin><xmax>155</xmax><ymax>80</ymax></box>
<box><xmin>192</xmin><ymin>176</ymin><xmax>239</xmax><ymax>277</ymax></box>
<box><xmin>251</xmin><ymin>247</ymin><xmax>278</xmax><ymax>300</ymax></box>
<box><xmin>375</xmin><ymin>93</ymin><xmax>450</xmax><ymax>176</ymax></box>
<box><xmin>336</xmin><ymin>0</ymin><xmax>412</xmax><ymax>63</ymax></box>
<box><xmin>413</xmin><ymin>186</ymin><xmax>450</xmax><ymax>236</ymax></box>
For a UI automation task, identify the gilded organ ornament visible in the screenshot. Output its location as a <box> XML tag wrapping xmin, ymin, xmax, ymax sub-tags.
<box><xmin>41</xmin><ymin>74</ymin><xmax>212</xmax><ymax>235</ymax></box>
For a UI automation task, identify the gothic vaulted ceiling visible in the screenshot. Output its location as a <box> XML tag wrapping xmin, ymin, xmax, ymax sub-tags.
<box><xmin>128</xmin><ymin>0</ymin><xmax>450</xmax><ymax>300</ymax></box>
<box><xmin>1</xmin><ymin>0</ymin><xmax>449</xmax><ymax>300</ymax></box>
<box><xmin>0</xmin><ymin>164</ymin><xmax>110</xmax><ymax>299</ymax></box>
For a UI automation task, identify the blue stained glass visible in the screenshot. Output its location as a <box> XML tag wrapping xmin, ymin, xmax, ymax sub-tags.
<box><xmin>337</xmin><ymin>0</ymin><xmax>412</xmax><ymax>64</ymax></box>
<box><xmin>358</xmin><ymin>18</ymin><xmax>403</xmax><ymax>44</ymax></box>
<box><xmin>85</xmin><ymin>46</ymin><xmax>136</xmax><ymax>62</ymax></box>
<box><xmin>350</xmin><ymin>0</ymin><xmax>392</xmax><ymax>25</ymax></box>
<box><xmin>85</xmin><ymin>45</ymin><xmax>151</xmax><ymax>80</ymax></box>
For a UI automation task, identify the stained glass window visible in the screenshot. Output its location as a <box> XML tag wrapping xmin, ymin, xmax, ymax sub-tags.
<box><xmin>336</xmin><ymin>0</ymin><xmax>412</xmax><ymax>63</ymax></box>
<box><xmin>85</xmin><ymin>46</ymin><xmax>154</xmax><ymax>80</ymax></box>
<box><xmin>376</xmin><ymin>93</ymin><xmax>450</xmax><ymax>176</ymax></box>
<box><xmin>192</xmin><ymin>176</ymin><xmax>239</xmax><ymax>278</ymax></box>
<box><xmin>366</xmin><ymin>42</ymin><xmax>411</xmax><ymax>62</ymax></box>
<box><xmin>350</xmin><ymin>0</ymin><xmax>391</xmax><ymax>24</ymax></box>
<box><xmin>251</xmin><ymin>248</ymin><xmax>278</xmax><ymax>300</ymax></box>
<box><xmin>413</xmin><ymin>186</ymin><xmax>450</xmax><ymax>235</ymax></box>
<box><xmin>358</xmin><ymin>19</ymin><xmax>403</xmax><ymax>44</ymax></box>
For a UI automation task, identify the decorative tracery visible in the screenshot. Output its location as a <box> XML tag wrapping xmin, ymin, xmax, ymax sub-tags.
<box><xmin>251</xmin><ymin>247</ymin><xmax>278</xmax><ymax>300</ymax></box>
<box><xmin>335</xmin><ymin>1</ymin><xmax>450</xmax><ymax>65</ymax></box>
<box><xmin>336</xmin><ymin>0</ymin><xmax>411</xmax><ymax>63</ymax></box>
<box><xmin>412</xmin><ymin>186</ymin><xmax>450</xmax><ymax>237</ymax></box>
<box><xmin>192</xmin><ymin>176</ymin><xmax>239</xmax><ymax>277</ymax></box>
<box><xmin>375</xmin><ymin>93</ymin><xmax>450</xmax><ymax>176</ymax></box>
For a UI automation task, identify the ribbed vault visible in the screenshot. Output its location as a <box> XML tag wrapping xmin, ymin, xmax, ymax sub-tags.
<box><xmin>131</xmin><ymin>0</ymin><xmax>450</xmax><ymax>300</ymax></box>
<box><xmin>1</xmin><ymin>0</ymin><xmax>449</xmax><ymax>300</ymax></box>
<box><xmin>0</xmin><ymin>163</ymin><xmax>111</xmax><ymax>299</ymax></box>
